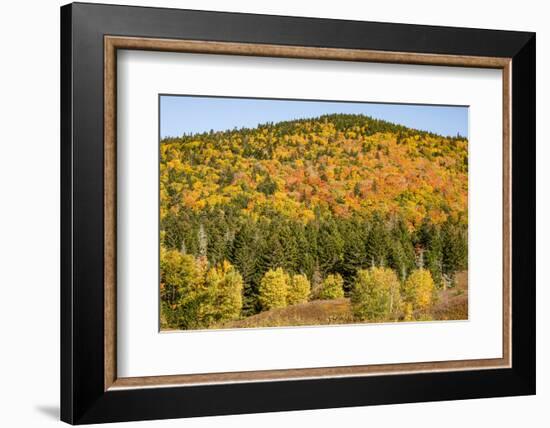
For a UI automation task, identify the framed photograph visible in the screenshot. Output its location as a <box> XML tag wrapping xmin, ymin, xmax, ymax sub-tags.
<box><xmin>61</xmin><ymin>2</ymin><xmax>535</xmax><ymax>424</ymax></box>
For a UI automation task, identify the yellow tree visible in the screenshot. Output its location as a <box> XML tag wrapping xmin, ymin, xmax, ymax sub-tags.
<box><xmin>403</xmin><ymin>268</ymin><xmax>435</xmax><ymax>312</ymax></box>
<box><xmin>160</xmin><ymin>248</ymin><xmax>244</xmax><ymax>329</ymax></box>
<box><xmin>318</xmin><ymin>274</ymin><xmax>344</xmax><ymax>300</ymax></box>
<box><xmin>208</xmin><ymin>260</ymin><xmax>244</xmax><ymax>323</ymax></box>
<box><xmin>258</xmin><ymin>268</ymin><xmax>290</xmax><ymax>310</ymax></box>
<box><xmin>287</xmin><ymin>274</ymin><xmax>311</xmax><ymax>305</ymax></box>
<box><xmin>351</xmin><ymin>267</ymin><xmax>401</xmax><ymax>322</ymax></box>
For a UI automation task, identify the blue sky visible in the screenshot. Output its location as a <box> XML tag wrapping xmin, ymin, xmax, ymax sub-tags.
<box><xmin>160</xmin><ymin>95</ymin><xmax>468</xmax><ymax>139</ymax></box>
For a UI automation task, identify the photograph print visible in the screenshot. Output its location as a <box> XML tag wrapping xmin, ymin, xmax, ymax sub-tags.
<box><xmin>159</xmin><ymin>95</ymin><xmax>469</xmax><ymax>331</ymax></box>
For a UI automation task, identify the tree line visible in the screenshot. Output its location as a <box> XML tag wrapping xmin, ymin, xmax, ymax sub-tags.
<box><xmin>161</xmin><ymin>247</ymin><xmax>446</xmax><ymax>329</ymax></box>
<box><xmin>161</xmin><ymin>209</ymin><xmax>467</xmax><ymax>327</ymax></box>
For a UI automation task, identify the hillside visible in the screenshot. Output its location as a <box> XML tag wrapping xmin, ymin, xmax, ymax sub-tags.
<box><xmin>159</xmin><ymin>114</ymin><xmax>468</xmax><ymax>329</ymax></box>
<box><xmin>161</xmin><ymin>114</ymin><xmax>467</xmax><ymax>228</ymax></box>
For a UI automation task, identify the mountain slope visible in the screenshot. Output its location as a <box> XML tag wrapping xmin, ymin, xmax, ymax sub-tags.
<box><xmin>160</xmin><ymin>113</ymin><xmax>467</xmax><ymax>228</ymax></box>
<box><xmin>159</xmin><ymin>113</ymin><xmax>468</xmax><ymax>323</ymax></box>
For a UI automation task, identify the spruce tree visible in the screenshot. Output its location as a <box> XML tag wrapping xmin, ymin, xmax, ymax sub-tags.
<box><xmin>339</xmin><ymin>218</ymin><xmax>368</xmax><ymax>291</ymax></box>
<box><xmin>317</xmin><ymin>217</ymin><xmax>344</xmax><ymax>275</ymax></box>
<box><xmin>302</xmin><ymin>222</ymin><xmax>319</xmax><ymax>280</ymax></box>
<box><xmin>230</xmin><ymin>221</ymin><xmax>259</xmax><ymax>315</ymax></box>
<box><xmin>365</xmin><ymin>215</ymin><xmax>389</xmax><ymax>267</ymax></box>
<box><xmin>441</xmin><ymin>220</ymin><xmax>468</xmax><ymax>286</ymax></box>
<box><xmin>257</xmin><ymin>220</ymin><xmax>287</xmax><ymax>273</ymax></box>
<box><xmin>416</xmin><ymin>220</ymin><xmax>444</xmax><ymax>287</ymax></box>
<box><xmin>203</xmin><ymin>214</ymin><xmax>227</xmax><ymax>266</ymax></box>
<box><xmin>388</xmin><ymin>219</ymin><xmax>416</xmax><ymax>281</ymax></box>
<box><xmin>277</xmin><ymin>220</ymin><xmax>300</xmax><ymax>273</ymax></box>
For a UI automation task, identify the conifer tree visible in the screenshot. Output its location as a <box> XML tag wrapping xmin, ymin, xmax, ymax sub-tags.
<box><xmin>388</xmin><ymin>219</ymin><xmax>416</xmax><ymax>281</ymax></box>
<box><xmin>257</xmin><ymin>228</ymin><xmax>286</xmax><ymax>273</ymax></box>
<box><xmin>230</xmin><ymin>222</ymin><xmax>260</xmax><ymax>315</ymax></box>
<box><xmin>277</xmin><ymin>220</ymin><xmax>300</xmax><ymax>273</ymax></box>
<box><xmin>317</xmin><ymin>217</ymin><xmax>344</xmax><ymax>275</ymax></box>
<box><xmin>416</xmin><ymin>220</ymin><xmax>444</xmax><ymax>287</ymax></box>
<box><xmin>441</xmin><ymin>220</ymin><xmax>468</xmax><ymax>286</ymax></box>
<box><xmin>366</xmin><ymin>216</ymin><xmax>389</xmax><ymax>267</ymax></box>
<box><xmin>203</xmin><ymin>214</ymin><xmax>228</xmax><ymax>266</ymax></box>
<box><xmin>339</xmin><ymin>218</ymin><xmax>368</xmax><ymax>290</ymax></box>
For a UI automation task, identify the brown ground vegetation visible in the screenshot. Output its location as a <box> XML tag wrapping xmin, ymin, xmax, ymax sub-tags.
<box><xmin>219</xmin><ymin>271</ymin><xmax>468</xmax><ymax>329</ymax></box>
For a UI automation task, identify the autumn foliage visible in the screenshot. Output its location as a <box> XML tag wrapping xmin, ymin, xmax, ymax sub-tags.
<box><xmin>351</xmin><ymin>267</ymin><xmax>401</xmax><ymax>322</ymax></box>
<box><xmin>159</xmin><ymin>114</ymin><xmax>468</xmax><ymax>329</ymax></box>
<box><xmin>288</xmin><ymin>274</ymin><xmax>312</xmax><ymax>305</ymax></box>
<box><xmin>318</xmin><ymin>274</ymin><xmax>345</xmax><ymax>300</ymax></box>
<box><xmin>258</xmin><ymin>268</ymin><xmax>290</xmax><ymax>310</ymax></box>
<box><xmin>403</xmin><ymin>268</ymin><xmax>436</xmax><ymax>312</ymax></box>
<box><xmin>160</xmin><ymin>249</ymin><xmax>243</xmax><ymax>329</ymax></box>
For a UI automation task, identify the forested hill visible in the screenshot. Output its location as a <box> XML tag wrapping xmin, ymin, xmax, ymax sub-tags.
<box><xmin>160</xmin><ymin>113</ymin><xmax>468</xmax><ymax>320</ymax></box>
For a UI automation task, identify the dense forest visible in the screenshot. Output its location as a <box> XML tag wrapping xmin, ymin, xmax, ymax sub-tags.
<box><xmin>160</xmin><ymin>113</ymin><xmax>468</xmax><ymax>330</ymax></box>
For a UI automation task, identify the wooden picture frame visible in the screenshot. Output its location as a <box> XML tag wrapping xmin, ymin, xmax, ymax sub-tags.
<box><xmin>61</xmin><ymin>2</ymin><xmax>535</xmax><ymax>424</ymax></box>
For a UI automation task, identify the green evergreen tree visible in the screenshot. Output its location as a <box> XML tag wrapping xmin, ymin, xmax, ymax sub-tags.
<box><xmin>302</xmin><ymin>222</ymin><xmax>319</xmax><ymax>280</ymax></box>
<box><xmin>441</xmin><ymin>220</ymin><xmax>468</xmax><ymax>286</ymax></box>
<box><xmin>339</xmin><ymin>218</ymin><xmax>368</xmax><ymax>291</ymax></box>
<box><xmin>230</xmin><ymin>221</ymin><xmax>260</xmax><ymax>315</ymax></box>
<box><xmin>203</xmin><ymin>212</ymin><xmax>228</xmax><ymax>266</ymax></box>
<box><xmin>277</xmin><ymin>219</ymin><xmax>300</xmax><ymax>273</ymax></box>
<box><xmin>366</xmin><ymin>215</ymin><xmax>389</xmax><ymax>267</ymax></box>
<box><xmin>257</xmin><ymin>227</ymin><xmax>286</xmax><ymax>272</ymax></box>
<box><xmin>388</xmin><ymin>219</ymin><xmax>416</xmax><ymax>281</ymax></box>
<box><xmin>416</xmin><ymin>220</ymin><xmax>444</xmax><ymax>287</ymax></box>
<box><xmin>317</xmin><ymin>217</ymin><xmax>344</xmax><ymax>275</ymax></box>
